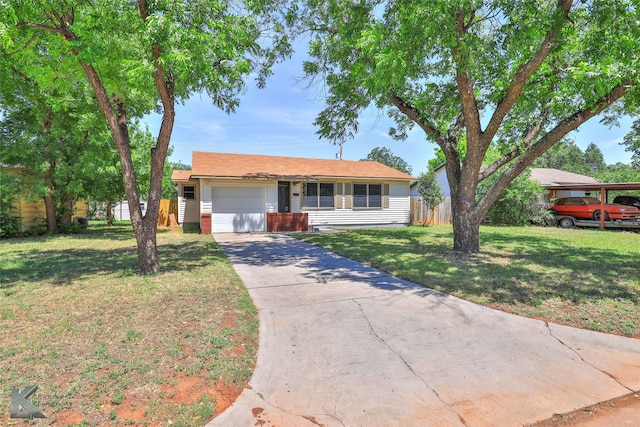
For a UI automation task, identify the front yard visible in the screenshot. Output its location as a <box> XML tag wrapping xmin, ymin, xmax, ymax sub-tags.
<box><xmin>297</xmin><ymin>225</ymin><xmax>640</xmax><ymax>338</ymax></box>
<box><xmin>0</xmin><ymin>224</ymin><xmax>257</xmax><ymax>426</ymax></box>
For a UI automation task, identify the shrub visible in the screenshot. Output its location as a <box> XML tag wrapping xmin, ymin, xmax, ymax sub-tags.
<box><xmin>486</xmin><ymin>173</ymin><xmax>553</xmax><ymax>226</ymax></box>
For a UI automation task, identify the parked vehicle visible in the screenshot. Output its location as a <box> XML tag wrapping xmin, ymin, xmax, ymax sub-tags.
<box><xmin>612</xmin><ymin>195</ymin><xmax>640</xmax><ymax>208</ymax></box>
<box><xmin>550</xmin><ymin>197</ymin><xmax>640</xmax><ymax>221</ymax></box>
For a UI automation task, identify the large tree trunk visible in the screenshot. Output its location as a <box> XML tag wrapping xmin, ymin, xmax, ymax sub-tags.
<box><xmin>450</xmin><ymin>177</ymin><xmax>482</xmax><ymax>254</ymax></box>
<box><xmin>43</xmin><ymin>193</ymin><xmax>57</xmax><ymax>234</ymax></box>
<box><xmin>106</xmin><ymin>201</ymin><xmax>114</xmax><ymax>226</ymax></box>
<box><xmin>134</xmin><ymin>218</ymin><xmax>159</xmax><ymax>274</ymax></box>
<box><xmin>451</xmin><ymin>204</ymin><xmax>481</xmax><ymax>253</ymax></box>
<box><xmin>59</xmin><ymin>194</ymin><xmax>74</xmax><ymax>227</ymax></box>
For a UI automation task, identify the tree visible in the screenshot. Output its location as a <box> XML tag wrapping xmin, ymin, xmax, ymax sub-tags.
<box><xmin>596</xmin><ymin>162</ymin><xmax>640</xmax><ymax>183</ymax></box>
<box><xmin>415</xmin><ymin>169</ymin><xmax>444</xmax><ymax>221</ymax></box>
<box><xmin>361</xmin><ymin>147</ymin><xmax>412</xmax><ymax>174</ymax></box>
<box><xmin>621</xmin><ymin>116</ymin><xmax>640</xmax><ymax>167</ymax></box>
<box><xmin>583</xmin><ymin>143</ymin><xmax>606</xmax><ymax>176</ymax></box>
<box><xmin>0</xmin><ymin>169</ymin><xmax>21</xmax><ymax>238</ymax></box>
<box><xmin>301</xmin><ymin>0</ymin><xmax>640</xmax><ymax>253</ymax></box>
<box><xmin>0</xmin><ymin>50</ymin><xmax>109</xmax><ymax>234</ymax></box>
<box><xmin>531</xmin><ymin>138</ymin><xmax>587</xmax><ymax>174</ymax></box>
<box><xmin>3</xmin><ymin>1</ymin><xmax>293</xmax><ymax>273</ymax></box>
<box><xmin>162</xmin><ymin>160</ymin><xmax>191</xmax><ymax>199</ymax></box>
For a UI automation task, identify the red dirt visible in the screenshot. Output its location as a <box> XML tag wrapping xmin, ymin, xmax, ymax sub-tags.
<box><xmin>529</xmin><ymin>393</ymin><xmax>640</xmax><ymax>426</ymax></box>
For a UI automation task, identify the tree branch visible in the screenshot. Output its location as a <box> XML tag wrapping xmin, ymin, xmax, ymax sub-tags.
<box><xmin>388</xmin><ymin>93</ymin><xmax>446</xmax><ymax>145</ymax></box>
<box><xmin>453</xmin><ymin>9</ymin><xmax>482</xmax><ymax>147</ymax></box>
<box><xmin>476</xmin><ymin>79</ymin><xmax>633</xmax><ymax>216</ymax></box>
<box><xmin>478</xmin><ymin>113</ymin><xmax>547</xmax><ymax>182</ymax></box>
<box><xmin>482</xmin><ymin>0</ymin><xmax>572</xmax><ymax>146</ymax></box>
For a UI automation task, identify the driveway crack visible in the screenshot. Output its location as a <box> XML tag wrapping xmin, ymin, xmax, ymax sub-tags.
<box><xmin>353</xmin><ymin>299</ymin><xmax>469</xmax><ymax>426</ymax></box>
<box><xmin>545</xmin><ymin>322</ymin><xmax>634</xmax><ymax>392</ymax></box>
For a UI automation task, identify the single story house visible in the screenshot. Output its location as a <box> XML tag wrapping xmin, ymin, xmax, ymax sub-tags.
<box><xmin>529</xmin><ymin>168</ymin><xmax>600</xmax><ymax>198</ymax></box>
<box><xmin>171</xmin><ymin>151</ymin><xmax>415</xmax><ymax>233</ymax></box>
<box><xmin>432</xmin><ymin>165</ymin><xmax>599</xmax><ymax>199</ymax></box>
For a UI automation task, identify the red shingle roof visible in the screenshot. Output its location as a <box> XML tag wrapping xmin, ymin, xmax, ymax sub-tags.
<box><xmin>172</xmin><ymin>152</ymin><xmax>415</xmax><ymax>181</ymax></box>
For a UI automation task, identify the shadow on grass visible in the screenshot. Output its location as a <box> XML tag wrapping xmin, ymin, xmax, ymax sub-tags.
<box><xmin>0</xmin><ymin>231</ymin><xmax>225</xmax><ymax>288</ymax></box>
<box><xmin>295</xmin><ymin>226</ymin><xmax>639</xmax><ymax>307</ymax></box>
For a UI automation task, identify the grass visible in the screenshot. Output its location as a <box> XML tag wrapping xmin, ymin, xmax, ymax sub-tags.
<box><xmin>0</xmin><ymin>222</ymin><xmax>257</xmax><ymax>426</ymax></box>
<box><xmin>296</xmin><ymin>225</ymin><xmax>640</xmax><ymax>338</ymax></box>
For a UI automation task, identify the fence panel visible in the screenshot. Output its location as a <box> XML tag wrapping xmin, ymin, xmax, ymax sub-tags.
<box><xmin>410</xmin><ymin>197</ymin><xmax>452</xmax><ymax>225</ymax></box>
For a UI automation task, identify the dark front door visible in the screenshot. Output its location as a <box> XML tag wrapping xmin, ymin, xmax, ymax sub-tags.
<box><xmin>278</xmin><ymin>181</ymin><xmax>290</xmax><ymax>213</ymax></box>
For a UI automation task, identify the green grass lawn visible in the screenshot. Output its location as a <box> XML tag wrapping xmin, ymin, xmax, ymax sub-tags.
<box><xmin>297</xmin><ymin>225</ymin><xmax>640</xmax><ymax>338</ymax></box>
<box><xmin>0</xmin><ymin>223</ymin><xmax>257</xmax><ymax>426</ymax></box>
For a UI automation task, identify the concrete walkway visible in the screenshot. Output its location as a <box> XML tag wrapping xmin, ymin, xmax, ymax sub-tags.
<box><xmin>207</xmin><ymin>233</ymin><xmax>640</xmax><ymax>427</ymax></box>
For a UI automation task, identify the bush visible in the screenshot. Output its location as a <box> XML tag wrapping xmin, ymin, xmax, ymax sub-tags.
<box><xmin>0</xmin><ymin>171</ymin><xmax>21</xmax><ymax>238</ymax></box>
<box><xmin>486</xmin><ymin>173</ymin><xmax>553</xmax><ymax>226</ymax></box>
<box><xmin>0</xmin><ymin>214</ymin><xmax>21</xmax><ymax>238</ymax></box>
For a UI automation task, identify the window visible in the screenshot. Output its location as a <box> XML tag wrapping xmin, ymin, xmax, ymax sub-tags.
<box><xmin>183</xmin><ymin>185</ymin><xmax>195</xmax><ymax>200</ymax></box>
<box><xmin>353</xmin><ymin>183</ymin><xmax>382</xmax><ymax>208</ymax></box>
<box><xmin>304</xmin><ymin>182</ymin><xmax>334</xmax><ymax>208</ymax></box>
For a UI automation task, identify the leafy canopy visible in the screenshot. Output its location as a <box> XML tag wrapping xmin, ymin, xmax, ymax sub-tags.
<box><xmin>300</xmin><ymin>0</ymin><xmax>640</xmax><ymax>252</ymax></box>
<box><xmin>361</xmin><ymin>147</ymin><xmax>412</xmax><ymax>174</ymax></box>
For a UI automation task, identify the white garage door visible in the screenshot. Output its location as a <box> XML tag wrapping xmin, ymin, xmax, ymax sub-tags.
<box><xmin>212</xmin><ymin>186</ymin><xmax>265</xmax><ymax>232</ymax></box>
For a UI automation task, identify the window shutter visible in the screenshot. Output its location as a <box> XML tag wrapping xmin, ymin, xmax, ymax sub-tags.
<box><xmin>345</xmin><ymin>182</ymin><xmax>352</xmax><ymax>209</ymax></box>
<box><xmin>383</xmin><ymin>183</ymin><xmax>390</xmax><ymax>208</ymax></box>
<box><xmin>334</xmin><ymin>183</ymin><xmax>342</xmax><ymax>209</ymax></box>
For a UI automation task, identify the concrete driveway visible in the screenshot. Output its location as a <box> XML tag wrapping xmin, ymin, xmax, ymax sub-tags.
<box><xmin>207</xmin><ymin>233</ymin><xmax>640</xmax><ymax>427</ymax></box>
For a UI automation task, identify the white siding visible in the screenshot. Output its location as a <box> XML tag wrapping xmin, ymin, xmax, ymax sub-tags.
<box><xmin>113</xmin><ymin>201</ymin><xmax>148</xmax><ymax>221</ymax></box>
<box><xmin>177</xmin><ymin>181</ymin><xmax>199</xmax><ymax>224</ymax></box>
<box><xmin>305</xmin><ymin>182</ymin><xmax>410</xmax><ymax>228</ymax></box>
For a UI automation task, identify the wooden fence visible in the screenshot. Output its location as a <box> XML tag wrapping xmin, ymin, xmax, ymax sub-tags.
<box><xmin>410</xmin><ymin>197</ymin><xmax>452</xmax><ymax>225</ymax></box>
<box><xmin>158</xmin><ymin>199</ymin><xmax>179</xmax><ymax>227</ymax></box>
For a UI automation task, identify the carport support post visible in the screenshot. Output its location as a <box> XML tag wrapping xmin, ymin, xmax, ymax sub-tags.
<box><xmin>599</xmin><ymin>185</ymin><xmax>605</xmax><ymax>229</ymax></box>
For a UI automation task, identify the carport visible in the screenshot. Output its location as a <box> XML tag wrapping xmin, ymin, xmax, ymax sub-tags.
<box><xmin>546</xmin><ymin>182</ymin><xmax>640</xmax><ymax>229</ymax></box>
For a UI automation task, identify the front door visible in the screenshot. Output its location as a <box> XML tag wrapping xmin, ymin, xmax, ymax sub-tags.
<box><xmin>278</xmin><ymin>181</ymin><xmax>290</xmax><ymax>213</ymax></box>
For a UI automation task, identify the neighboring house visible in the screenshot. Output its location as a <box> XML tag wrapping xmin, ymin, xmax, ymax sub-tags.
<box><xmin>3</xmin><ymin>167</ymin><xmax>88</xmax><ymax>232</ymax></box>
<box><xmin>409</xmin><ymin>163</ymin><xmax>449</xmax><ymax>197</ymax></box>
<box><xmin>171</xmin><ymin>151</ymin><xmax>415</xmax><ymax>233</ymax></box>
<box><xmin>433</xmin><ymin>165</ymin><xmax>599</xmax><ymax>199</ymax></box>
<box><xmin>529</xmin><ymin>168</ymin><xmax>600</xmax><ymax>198</ymax></box>
<box><xmin>433</xmin><ymin>163</ymin><xmax>451</xmax><ymax>197</ymax></box>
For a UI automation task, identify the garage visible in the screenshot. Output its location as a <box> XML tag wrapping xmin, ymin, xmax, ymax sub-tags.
<box><xmin>212</xmin><ymin>186</ymin><xmax>266</xmax><ymax>232</ymax></box>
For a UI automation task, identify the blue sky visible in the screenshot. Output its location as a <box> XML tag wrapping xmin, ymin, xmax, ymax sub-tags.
<box><xmin>143</xmin><ymin>49</ymin><xmax>635</xmax><ymax>176</ymax></box>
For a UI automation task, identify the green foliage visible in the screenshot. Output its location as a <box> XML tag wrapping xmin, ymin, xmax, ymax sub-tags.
<box><xmin>596</xmin><ymin>162</ymin><xmax>640</xmax><ymax>183</ymax></box>
<box><xmin>532</xmin><ymin>138</ymin><xmax>606</xmax><ymax>176</ymax></box>
<box><xmin>361</xmin><ymin>147</ymin><xmax>412</xmax><ymax>174</ymax></box>
<box><xmin>2</xmin><ymin>1</ymin><xmax>294</xmax><ymax>271</ymax></box>
<box><xmin>415</xmin><ymin>169</ymin><xmax>444</xmax><ymax>210</ymax></box>
<box><xmin>483</xmin><ymin>172</ymin><xmax>553</xmax><ymax>226</ymax></box>
<box><xmin>299</xmin><ymin>0</ymin><xmax>640</xmax><ymax>252</ymax></box>
<box><xmin>622</xmin><ymin>115</ymin><xmax>640</xmax><ymax>167</ymax></box>
<box><xmin>0</xmin><ymin>170</ymin><xmax>21</xmax><ymax>238</ymax></box>
<box><xmin>163</xmin><ymin>160</ymin><xmax>191</xmax><ymax>199</ymax></box>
